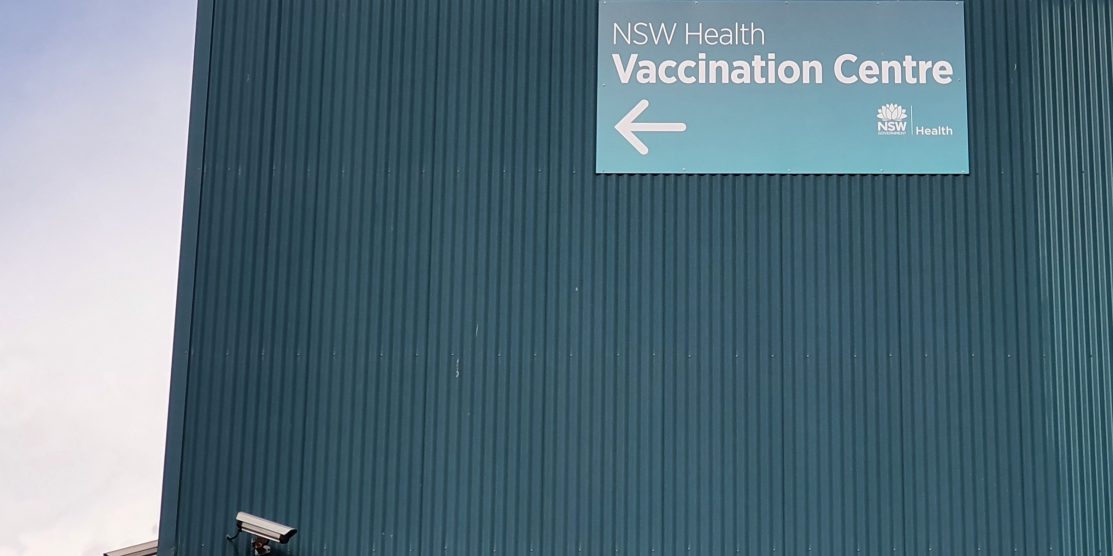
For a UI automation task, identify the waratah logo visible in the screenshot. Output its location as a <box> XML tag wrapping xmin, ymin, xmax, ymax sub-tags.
<box><xmin>877</xmin><ymin>103</ymin><xmax>909</xmax><ymax>135</ymax></box>
<box><xmin>877</xmin><ymin>104</ymin><xmax>908</xmax><ymax>122</ymax></box>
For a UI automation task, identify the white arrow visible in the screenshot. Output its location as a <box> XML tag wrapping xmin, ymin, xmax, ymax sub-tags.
<box><xmin>614</xmin><ymin>99</ymin><xmax>687</xmax><ymax>155</ymax></box>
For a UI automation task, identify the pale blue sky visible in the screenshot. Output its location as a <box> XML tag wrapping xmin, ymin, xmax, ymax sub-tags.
<box><xmin>0</xmin><ymin>2</ymin><xmax>196</xmax><ymax>554</ymax></box>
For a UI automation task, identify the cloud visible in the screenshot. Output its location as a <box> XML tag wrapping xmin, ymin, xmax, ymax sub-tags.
<box><xmin>0</xmin><ymin>2</ymin><xmax>196</xmax><ymax>555</ymax></box>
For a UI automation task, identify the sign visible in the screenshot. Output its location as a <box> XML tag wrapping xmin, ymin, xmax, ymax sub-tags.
<box><xmin>596</xmin><ymin>0</ymin><xmax>970</xmax><ymax>174</ymax></box>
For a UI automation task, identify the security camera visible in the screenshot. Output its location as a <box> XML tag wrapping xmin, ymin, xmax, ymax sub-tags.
<box><xmin>228</xmin><ymin>512</ymin><xmax>297</xmax><ymax>554</ymax></box>
<box><xmin>104</xmin><ymin>540</ymin><xmax>157</xmax><ymax>556</ymax></box>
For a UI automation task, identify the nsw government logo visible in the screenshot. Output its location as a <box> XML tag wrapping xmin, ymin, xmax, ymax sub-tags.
<box><xmin>877</xmin><ymin>103</ymin><xmax>909</xmax><ymax>136</ymax></box>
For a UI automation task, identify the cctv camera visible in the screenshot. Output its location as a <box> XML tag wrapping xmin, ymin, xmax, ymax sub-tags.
<box><xmin>233</xmin><ymin>512</ymin><xmax>297</xmax><ymax>544</ymax></box>
<box><xmin>104</xmin><ymin>540</ymin><xmax>157</xmax><ymax>556</ymax></box>
<box><xmin>227</xmin><ymin>512</ymin><xmax>298</xmax><ymax>554</ymax></box>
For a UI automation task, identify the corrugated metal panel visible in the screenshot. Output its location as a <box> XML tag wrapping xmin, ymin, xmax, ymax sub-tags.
<box><xmin>158</xmin><ymin>0</ymin><xmax>1113</xmax><ymax>554</ymax></box>
<box><xmin>1033</xmin><ymin>0</ymin><xmax>1113</xmax><ymax>552</ymax></box>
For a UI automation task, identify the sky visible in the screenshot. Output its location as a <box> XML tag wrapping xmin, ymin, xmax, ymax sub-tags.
<box><xmin>0</xmin><ymin>1</ymin><xmax>197</xmax><ymax>555</ymax></box>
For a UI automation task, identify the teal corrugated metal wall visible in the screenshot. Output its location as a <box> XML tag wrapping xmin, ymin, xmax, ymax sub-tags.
<box><xmin>158</xmin><ymin>0</ymin><xmax>1113</xmax><ymax>554</ymax></box>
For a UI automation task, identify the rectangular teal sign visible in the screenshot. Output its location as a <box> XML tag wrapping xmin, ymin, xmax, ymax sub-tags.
<box><xmin>596</xmin><ymin>0</ymin><xmax>969</xmax><ymax>174</ymax></box>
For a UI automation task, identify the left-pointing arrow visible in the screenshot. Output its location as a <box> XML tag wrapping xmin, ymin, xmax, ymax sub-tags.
<box><xmin>614</xmin><ymin>99</ymin><xmax>687</xmax><ymax>155</ymax></box>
